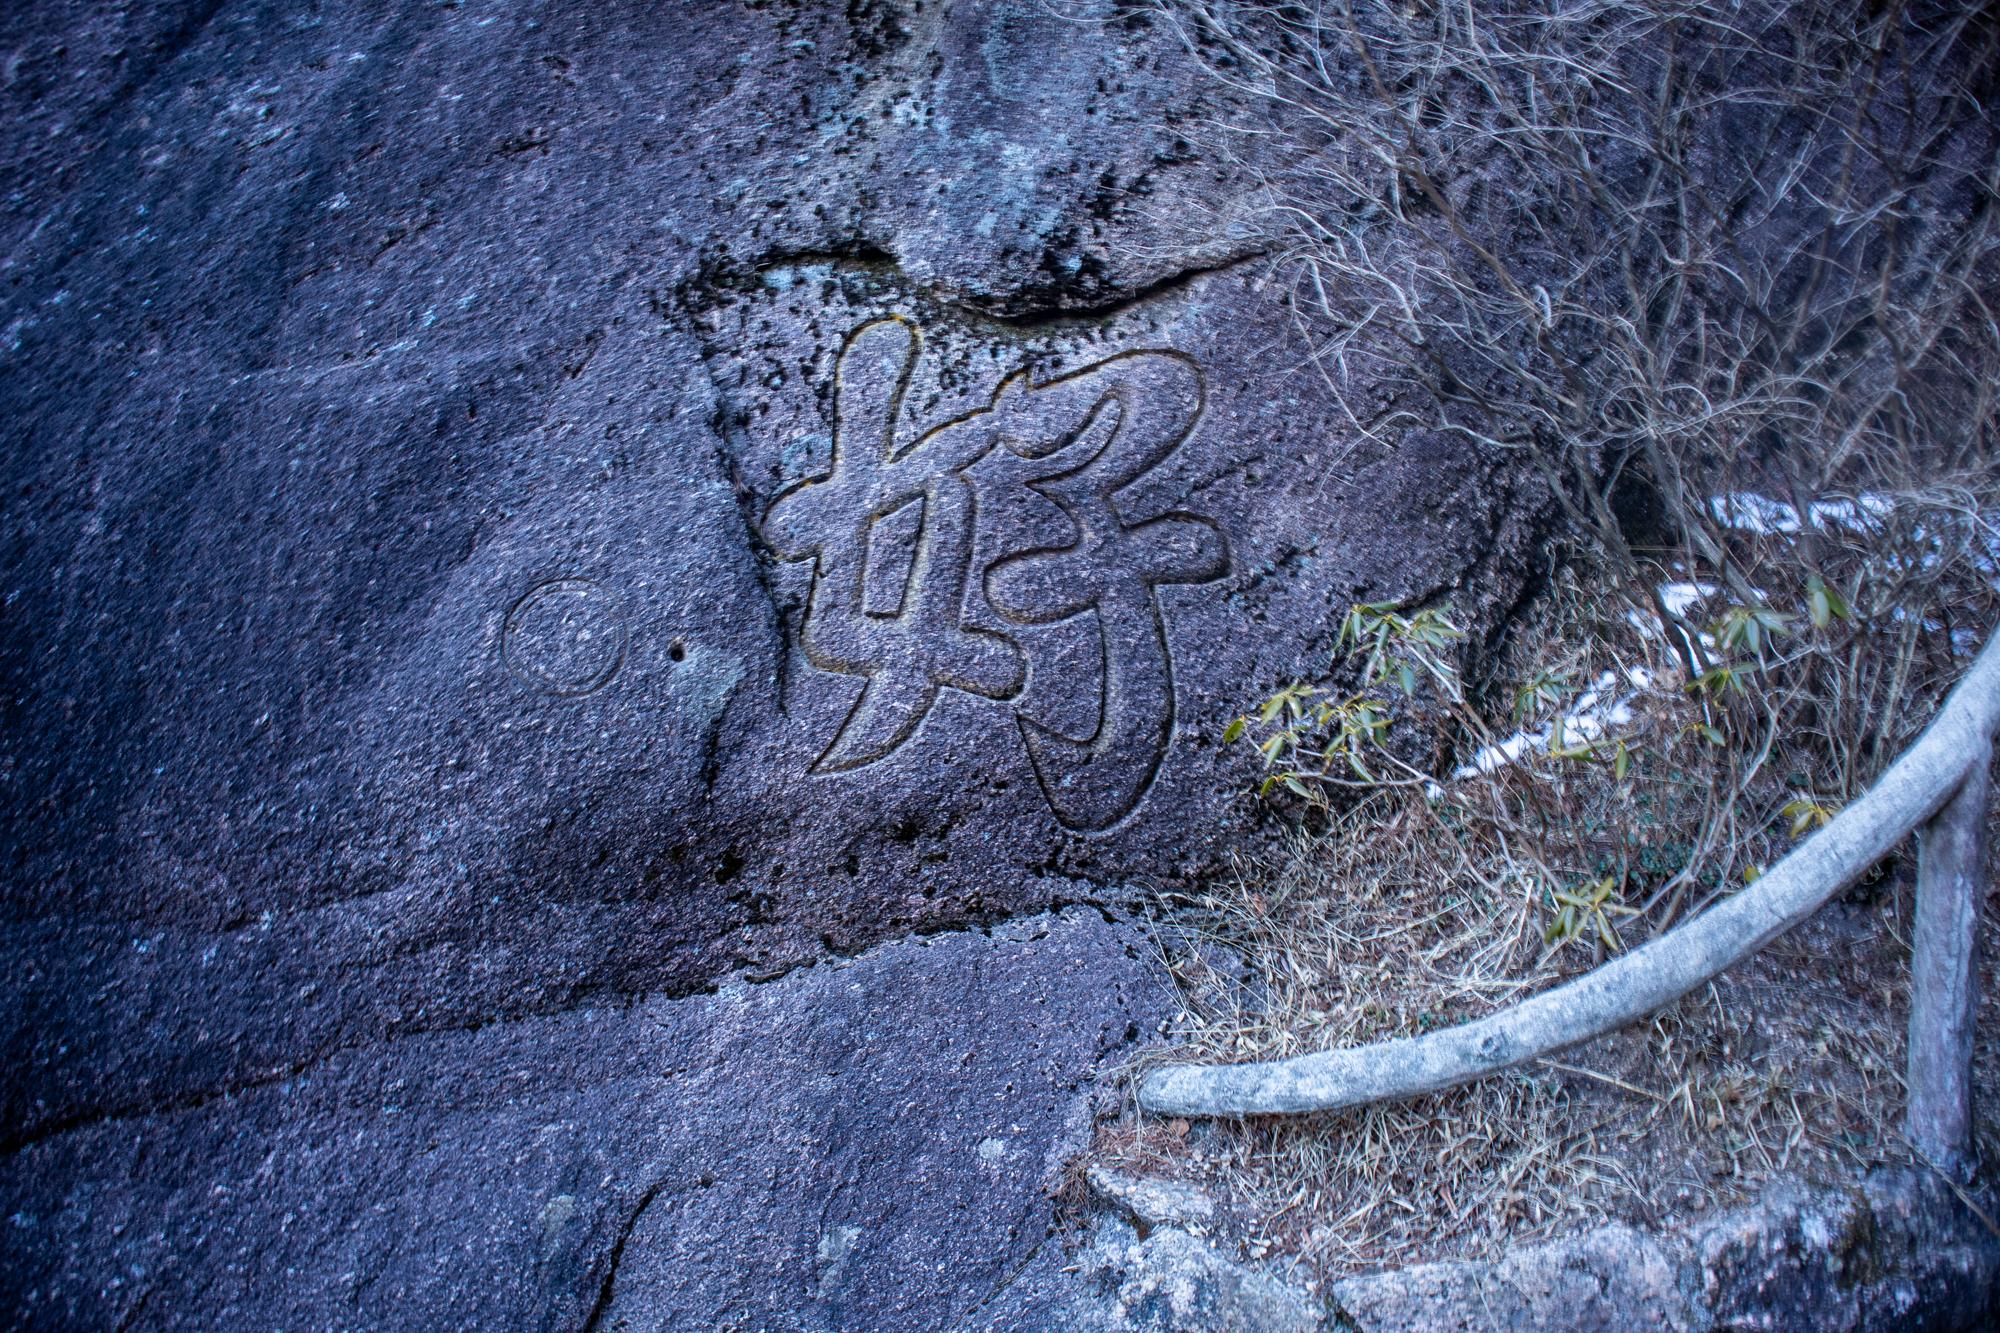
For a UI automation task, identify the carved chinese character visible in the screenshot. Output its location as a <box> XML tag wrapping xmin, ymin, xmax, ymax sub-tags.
<box><xmin>764</xmin><ymin>316</ymin><xmax>1227</xmax><ymax>830</ymax></box>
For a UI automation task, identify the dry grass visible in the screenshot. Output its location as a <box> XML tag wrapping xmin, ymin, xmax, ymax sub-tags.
<box><xmin>1101</xmin><ymin>818</ymin><xmax>1968</xmax><ymax>1273</ymax></box>
<box><xmin>1091</xmin><ymin>517</ymin><xmax>2000</xmax><ymax>1275</ymax></box>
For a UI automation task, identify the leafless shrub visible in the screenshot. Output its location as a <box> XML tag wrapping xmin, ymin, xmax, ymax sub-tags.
<box><xmin>1158</xmin><ymin>0</ymin><xmax>1998</xmax><ymax>596</ymax></box>
<box><xmin>1098</xmin><ymin>0</ymin><xmax>2000</xmax><ymax>1269</ymax></box>
<box><xmin>1159</xmin><ymin>0</ymin><xmax>1998</xmax><ymax>713</ymax></box>
<box><xmin>1144</xmin><ymin>0</ymin><xmax>2000</xmax><ymax>1011</ymax></box>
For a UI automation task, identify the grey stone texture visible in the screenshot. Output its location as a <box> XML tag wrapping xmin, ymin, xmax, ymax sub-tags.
<box><xmin>1328</xmin><ymin>1168</ymin><xmax>2000</xmax><ymax>1332</ymax></box>
<box><xmin>965</xmin><ymin>1212</ymin><xmax>1327</xmax><ymax>1333</ymax></box>
<box><xmin>2</xmin><ymin>0</ymin><xmax>1544</xmax><ymax>1151</ymax></box>
<box><xmin>975</xmin><ymin>1168</ymin><xmax>2000</xmax><ymax>1332</ymax></box>
<box><xmin>1</xmin><ymin>908</ymin><xmax>1162</xmax><ymax>1329</ymax></box>
<box><xmin>2</xmin><ymin>1</ymin><xmax>1545</xmax><ymax>1327</ymax></box>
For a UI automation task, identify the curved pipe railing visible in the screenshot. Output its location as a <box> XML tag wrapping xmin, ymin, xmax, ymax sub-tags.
<box><xmin>1140</xmin><ymin>628</ymin><xmax>2000</xmax><ymax>1180</ymax></box>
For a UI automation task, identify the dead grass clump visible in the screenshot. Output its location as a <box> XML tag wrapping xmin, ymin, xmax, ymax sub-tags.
<box><xmin>1093</xmin><ymin>516</ymin><xmax>1998</xmax><ymax>1271</ymax></box>
<box><xmin>1107</xmin><ymin>802</ymin><xmax>1939</xmax><ymax>1271</ymax></box>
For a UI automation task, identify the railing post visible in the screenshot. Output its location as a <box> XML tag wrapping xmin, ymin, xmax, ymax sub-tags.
<box><xmin>1908</xmin><ymin>740</ymin><xmax>1990</xmax><ymax>1182</ymax></box>
<box><xmin>1141</xmin><ymin>631</ymin><xmax>2000</xmax><ymax>1121</ymax></box>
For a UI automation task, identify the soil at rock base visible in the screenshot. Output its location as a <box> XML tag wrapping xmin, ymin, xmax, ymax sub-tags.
<box><xmin>1084</xmin><ymin>821</ymin><xmax>2000</xmax><ymax>1305</ymax></box>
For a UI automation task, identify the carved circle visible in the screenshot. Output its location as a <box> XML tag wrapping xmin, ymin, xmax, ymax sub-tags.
<box><xmin>501</xmin><ymin>578</ymin><xmax>627</xmax><ymax>697</ymax></box>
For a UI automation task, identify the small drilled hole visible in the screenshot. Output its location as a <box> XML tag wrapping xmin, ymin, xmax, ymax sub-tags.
<box><xmin>668</xmin><ymin>639</ymin><xmax>687</xmax><ymax>663</ymax></box>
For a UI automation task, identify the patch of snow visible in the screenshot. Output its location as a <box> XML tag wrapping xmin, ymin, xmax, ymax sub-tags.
<box><xmin>1708</xmin><ymin>492</ymin><xmax>1799</xmax><ymax>535</ymax></box>
<box><xmin>1458</xmin><ymin>729</ymin><xmax>1542</xmax><ymax>778</ymax></box>
<box><xmin>1452</xmin><ymin>669</ymin><xmax>1643</xmax><ymax>781</ymax></box>
<box><xmin>1811</xmin><ymin>495</ymin><xmax>1895</xmax><ymax>528</ymax></box>
<box><xmin>1707</xmin><ymin>491</ymin><xmax>1893</xmax><ymax>536</ymax></box>
<box><xmin>1658</xmin><ymin>582</ymin><xmax>1718</xmax><ymax>618</ymax></box>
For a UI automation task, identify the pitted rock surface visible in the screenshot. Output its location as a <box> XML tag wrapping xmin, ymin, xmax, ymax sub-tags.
<box><xmin>970</xmin><ymin>1170</ymin><xmax>2000</xmax><ymax>1332</ymax></box>
<box><xmin>1</xmin><ymin>1</ymin><xmax>1546</xmax><ymax>1326</ymax></box>
<box><xmin>2</xmin><ymin>0</ymin><xmax>1542</xmax><ymax>1150</ymax></box>
<box><xmin>0</xmin><ymin>909</ymin><xmax>1162</xmax><ymax>1329</ymax></box>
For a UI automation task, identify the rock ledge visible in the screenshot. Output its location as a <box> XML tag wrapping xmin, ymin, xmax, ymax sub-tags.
<box><xmin>976</xmin><ymin>1167</ymin><xmax>2000</xmax><ymax>1330</ymax></box>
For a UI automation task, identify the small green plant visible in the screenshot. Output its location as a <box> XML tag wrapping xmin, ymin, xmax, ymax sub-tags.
<box><xmin>1513</xmin><ymin>666</ymin><xmax>1573</xmax><ymax>722</ymax></box>
<box><xmin>1338</xmin><ymin>602</ymin><xmax>1467</xmax><ymax>700</ymax></box>
<box><xmin>1226</xmin><ymin>687</ymin><xmax>1397</xmax><ymax>793</ymax></box>
<box><xmin>1543</xmin><ymin>874</ymin><xmax>1638</xmax><ymax>953</ymax></box>
<box><xmin>1803</xmin><ymin>575</ymin><xmax>1852</xmax><ymax>630</ymax></box>
<box><xmin>1688</xmin><ymin>660</ymin><xmax>1754</xmax><ymax>699</ymax></box>
<box><xmin>1225</xmin><ymin>602</ymin><xmax>1478</xmax><ymax>793</ymax></box>
<box><xmin>1780</xmin><ymin>797</ymin><xmax>1837</xmax><ymax>838</ymax></box>
<box><xmin>1711</xmin><ymin>604</ymin><xmax>1793</xmax><ymax>658</ymax></box>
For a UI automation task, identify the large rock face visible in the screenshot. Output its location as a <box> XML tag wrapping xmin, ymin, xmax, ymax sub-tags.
<box><xmin>0</xmin><ymin>2</ymin><xmax>1543</xmax><ymax>1326</ymax></box>
<box><xmin>3</xmin><ymin>909</ymin><xmax>1162</xmax><ymax>1329</ymax></box>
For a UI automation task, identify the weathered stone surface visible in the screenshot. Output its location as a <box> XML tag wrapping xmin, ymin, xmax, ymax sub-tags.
<box><xmin>1330</xmin><ymin>1222</ymin><xmax>1692</xmax><ymax>1332</ymax></box>
<box><xmin>0</xmin><ymin>908</ymin><xmax>1161</xmax><ymax>1330</ymax></box>
<box><xmin>1086</xmin><ymin>1165</ymin><xmax>1218</xmax><ymax>1232</ymax></box>
<box><xmin>2</xmin><ymin>0</ymin><xmax>1542</xmax><ymax>1154</ymax></box>
<box><xmin>1</xmin><ymin>1</ymin><xmax>1545</xmax><ymax>1324</ymax></box>
<box><xmin>967</xmin><ymin>1215</ymin><xmax>1326</xmax><ymax>1333</ymax></box>
<box><xmin>1326</xmin><ymin>1169</ymin><xmax>2000</xmax><ymax>1332</ymax></box>
<box><xmin>980</xmin><ymin>1167</ymin><xmax>2000</xmax><ymax>1332</ymax></box>
<box><xmin>1690</xmin><ymin>1171</ymin><xmax>2000</xmax><ymax>1331</ymax></box>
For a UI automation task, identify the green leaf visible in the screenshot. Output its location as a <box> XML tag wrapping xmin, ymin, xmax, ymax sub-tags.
<box><xmin>1806</xmin><ymin>574</ymin><xmax>1850</xmax><ymax>629</ymax></box>
<box><xmin>1713</xmin><ymin>604</ymin><xmax>1793</xmax><ymax>657</ymax></box>
<box><xmin>1690</xmin><ymin>662</ymin><xmax>1755</xmax><ymax>698</ymax></box>
<box><xmin>1782</xmin><ymin>796</ymin><xmax>1836</xmax><ymax>836</ymax></box>
<box><xmin>1222</xmin><ymin>716</ymin><xmax>1246</xmax><ymax>745</ymax></box>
